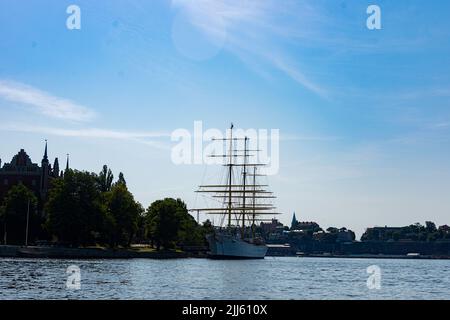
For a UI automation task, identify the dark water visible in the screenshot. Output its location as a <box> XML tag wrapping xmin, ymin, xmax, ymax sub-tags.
<box><xmin>0</xmin><ymin>257</ymin><xmax>449</xmax><ymax>299</ymax></box>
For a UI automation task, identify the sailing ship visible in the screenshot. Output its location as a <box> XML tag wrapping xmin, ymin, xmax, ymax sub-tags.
<box><xmin>191</xmin><ymin>124</ymin><xmax>281</xmax><ymax>259</ymax></box>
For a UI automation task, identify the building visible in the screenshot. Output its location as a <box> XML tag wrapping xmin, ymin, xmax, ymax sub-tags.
<box><xmin>291</xmin><ymin>212</ymin><xmax>298</xmax><ymax>230</ymax></box>
<box><xmin>292</xmin><ymin>221</ymin><xmax>322</xmax><ymax>233</ymax></box>
<box><xmin>260</xmin><ymin>218</ymin><xmax>284</xmax><ymax>235</ymax></box>
<box><xmin>0</xmin><ymin>142</ymin><xmax>67</xmax><ymax>203</ymax></box>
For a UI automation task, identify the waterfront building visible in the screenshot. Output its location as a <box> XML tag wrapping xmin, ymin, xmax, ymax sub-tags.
<box><xmin>0</xmin><ymin>142</ymin><xmax>67</xmax><ymax>203</ymax></box>
<box><xmin>260</xmin><ymin>218</ymin><xmax>284</xmax><ymax>234</ymax></box>
<box><xmin>291</xmin><ymin>212</ymin><xmax>298</xmax><ymax>230</ymax></box>
<box><xmin>291</xmin><ymin>221</ymin><xmax>322</xmax><ymax>233</ymax></box>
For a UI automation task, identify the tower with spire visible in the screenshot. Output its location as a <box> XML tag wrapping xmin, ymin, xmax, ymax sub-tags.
<box><xmin>39</xmin><ymin>140</ymin><xmax>64</xmax><ymax>199</ymax></box>
<box><xmin>291</xmin><ymin>211</ymin><xmax>298</xmax><ymax>230</ymax></box>
<box><xmin>53</xmin><ymin>158</ymin><xmax>60</xmax><ymax>178</ymax></box>
<box><xmin>40</xmin><ymin>140</ymin><xmax>50</xmax><ymax>198</ymax></box>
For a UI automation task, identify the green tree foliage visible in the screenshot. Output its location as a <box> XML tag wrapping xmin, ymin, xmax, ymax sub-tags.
<box><xmin>346</xmin><ymin>229</ymin><xmax>356</xmax><ymax>241</ymax></box>
<box><xmin>178</xmin><ymin>212</ymin><xmax>205</xmax><ymax>247</ymax></box>
<box><xmin>134</xmin><ymin>212</ymin><xmax>147</xmax><ymax>244</ymax></box>
<box><xmin>0</xmin><ymin>164</ymin><xmax>215</xmax><ymax>250</ymax></box>
<box><xmin>0</xmin><ymin>184</ymin><xmax>38</xmax><ymax>245</ymax></box>
<box><xmin>145</xmin><ymin>198</ymin><xmax>206</xmax><ymax>250</ymax></box>
<box><xmin>361</xmin><ymin>221</ymin><xmax>448</xmax><ymax>242</ymax></box>
<box><xmin>425</xmin><ymin>221</ymin><xmax>437</xmax><ymax>232</ymax></box>
<box><xmin>45</xmin><ymin>170</ymin><xmax>106</xmax><ymax>246</ymax></box>
<box><xmin>202</xmin><ymin>219</ymin><xmax>214</xmax><ymax>236</ymax></box>
<box><xmin>326</xmin><ymin>227</ymin><xmax>339</xmax><ymax>234</ymax></box>
<box><xmin>321</xmin><ymin>230</ymin><xmax>338</xmax><ymax>243</ymax></box>
<box><xmin>117</xmin><ymin>172</ymin><xmax>126</xmax><ymax>186</ymax></box>
<box><xmin>145</xmin><ymin>198</ymin><xmax>185</xmax><ymax>250</ymax></box>
<box><xmin>104</xmin><ymin>183</ymin><xmax>143</xmax><ymax>247</ymax></box>
<box><xmin>98</xmin><ymin>165</ymin><xmax>114</xmax><ymax>192</ymax></box>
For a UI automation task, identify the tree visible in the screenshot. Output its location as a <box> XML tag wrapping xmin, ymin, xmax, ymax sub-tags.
<box><xmin>0</xmin><ymin>184</ymin><xmax>38</xmax><ymax>245</ymax></box>
<box><xmin>98</xmin><ymin>165</ymin><xmax>114</xmax><ymax>192</ymax></box>
<box><xmin>145</xmin><ymin>198</ymin><xmax>187</xmax><ymax>250</ymax></box>
<box><xmin>45</xmin><ymin>170</ymin><xmax>106</xmax><ymax>246</ymax></box>
<box><xmin>361</xmin><ymin>228</ymin><xmax>380</xmax><ymax>241</ymax></box>
<box><xmin>178</xmin><ymin>212</ymin><xmax>205</xmax><ymax>247</ymax></box>
<box><xmin>202</xmin><ymin>219</ymin><xmax>214</xmax><ymax>235</ymax></box>
<box><xmin>145</xmin><ymin>198</ymin><xmax>208</xmax><ymax>249</ymax></box>
<box><xmin>326</xmin><ymin>227</ymin><xmax>339</xmax><ymax>234</ymax></box>
<box><xmin>117</xmin><ymin>172</ymin><xmax>126</xmax><ymax>186</ymax></box>
<box><xmin>195</xmin><ymin>219</ymin><xmax>214</xmax><ymax>246</ymax></box>
<box><xmin>425</xmin><ymin>221</ymin><xmax>437</xmax><ymax>232</ymax></box>
<box><xmin>104</xmin><ymin>183</ymin><xmax>142</xmax><ymax>247</ymax></box>
<box><xmin>321</xmin><ymin>231</ymin><xmax>338</xmax><ymax>243</ymax></box>
<box><xmin>347</xmin><ymin>229</ymin><xmax>356</xmax><ymax>241</ymax></box>
<box><xmin>134</xmin><ymin>212</ymin><xmax>147</xmax><ymax>244</ymax></box>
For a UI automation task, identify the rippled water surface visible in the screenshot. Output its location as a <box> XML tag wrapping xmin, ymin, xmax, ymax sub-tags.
<box><xmin>1</xmin><ymin>257</ymin><xmax>449</xmax><ymax>299</ymax></box>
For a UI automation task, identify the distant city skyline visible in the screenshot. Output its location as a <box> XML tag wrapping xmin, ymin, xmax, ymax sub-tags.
<box><xmin>1</xmin><ymin>0</ymin><xmax>450</xmax><ymax>237</ymax></box>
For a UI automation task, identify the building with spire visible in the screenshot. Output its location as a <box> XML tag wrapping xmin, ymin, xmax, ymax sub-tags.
<box><xmin>291</xmin><ymin>212</ymin><xmax>298</xmax><ymax>230</ymax></box>
<box><xmin>0</xmin><ymin>141</ymin><xmax>66</xmax><ymax>203</ymax></box>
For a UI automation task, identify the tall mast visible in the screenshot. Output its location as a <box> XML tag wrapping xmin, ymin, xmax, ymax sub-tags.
<box><xmin>227</xmin><ymin>123</ymin><xmax>233</xmax><ymax>227</ymax></box>
<box><xmin>241</xmin><ymin>137</ymin><xmax>248</xmax><ymax>236</ymax></box>
<box><xmin>190</xmin><ymin>123</ymin><xmax>282</xmax><ymax>231</ymax></box>
<box><xmin>252</xmin><ymin>166</ymin><xmax>256</xmax><ymax>237</ymax></box>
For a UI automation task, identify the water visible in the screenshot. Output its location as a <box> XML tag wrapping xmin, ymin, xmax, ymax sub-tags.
<box><xmin>0</xmin><ymin>257</ymin><xmax>449</xmax><ymax>299</ymax></box>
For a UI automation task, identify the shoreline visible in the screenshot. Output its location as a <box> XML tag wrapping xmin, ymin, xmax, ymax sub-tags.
<box><xmin>0</xmin><ymin>245</ymin><xmax>205</xmax><ymax>260</ymax></box>
<box><xmin>293</xmin><ymin>253</ymin><xmax>450</xmax><ymax>260</ymax></box>
<box><xmin>1</xmin><ymin>245</ymin><xmax>449</xmax><ymax>260</ymax></box>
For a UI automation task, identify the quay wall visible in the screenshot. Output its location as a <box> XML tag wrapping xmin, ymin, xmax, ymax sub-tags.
<box><xmin>0</xmin><ymin>245</ymin><xmax>190</xmax><ymax>259</ymax></box>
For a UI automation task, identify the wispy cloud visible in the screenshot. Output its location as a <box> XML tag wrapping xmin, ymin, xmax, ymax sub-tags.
<box><xmin>0</xmin><ymin>123</ymin><xmax>172</xmax><ymax>150</ymax></box>
<box><xmin>171</xmin><ymin>0</ymin><xmax>329</xmax><ymax>97</ymax></box>
<box><xmin>433</xmin><ymin>122</ymin><xmax>450</xmax><ymax>128</ymax></box>
<box><xmin>270</xmin><ymin>56</ymin><xmax>328</xmax><ymax>97</ymax></box>
<box><xmin>279</xmin><ymin>133</ymin><xmax>341</xmax><ymax>142</ymax></box>
<box><xmin>0</xmin><ymin>80</ymin><xmax>96</xmax><ymax>122</ymax></box>
<box><xmin>0</xmin><ymin>122</ymin><xmax>339</xmax><ymax>151</ymax></box>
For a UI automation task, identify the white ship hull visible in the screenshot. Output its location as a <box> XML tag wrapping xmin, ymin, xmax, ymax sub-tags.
<box><xmin>206</xmin><ymin>232</ymin><xmax>268</xmax><ymax>259</ymax></box>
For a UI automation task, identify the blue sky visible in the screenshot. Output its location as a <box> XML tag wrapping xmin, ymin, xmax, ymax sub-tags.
<box><xmin>1</xmin><ymin>0</ymin><xmax>450</xmax><ymax>236</ymax></box>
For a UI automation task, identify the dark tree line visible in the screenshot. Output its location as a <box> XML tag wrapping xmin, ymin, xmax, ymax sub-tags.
<box><xmin>0</xmin><ymin>165</ymin><xmax>211</xmax><ymax>250</ymax></box>
<box><xmin>0</xmin><ymin>184</ymin><xmax>39</xmax><ymax>245</ymax></box>
<box><xmin>361</xmin><ymin>222</ymin><xmax>450</xmax><ymax>242</ymax></box>
<box><xmin>145</xmin><ymin>198</ymin><xmax>213</xmax><ymax>250</ymax></box>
